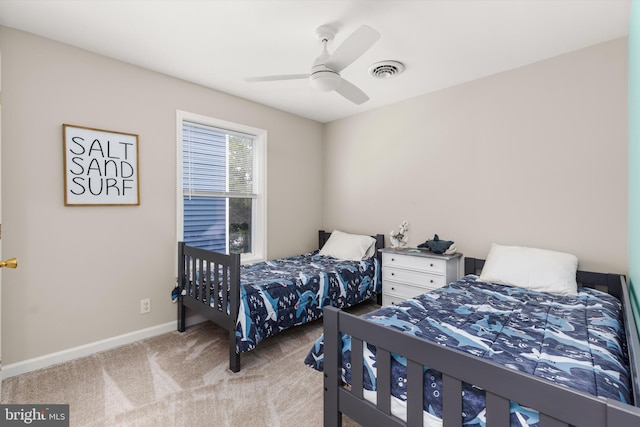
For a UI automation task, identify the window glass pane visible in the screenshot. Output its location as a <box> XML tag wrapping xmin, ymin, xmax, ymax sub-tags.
<box><xmin>183</xmin><ymin>196</ymin><xmax>226</xmax><ymax>252</ymax></box>
<box><xmin>229</xmin><ymin>197</ymin><xmax>252</xmax><ymax>254</ymax></box>
<box><xmin>228</xmin><ymin>135</ymin><xmax>254</xmax><ymax>194</ymax></box>
<box><xmin>183</xmin><ymin>122</ymin><xmax>226</xmax><ymax>194</ymax></box>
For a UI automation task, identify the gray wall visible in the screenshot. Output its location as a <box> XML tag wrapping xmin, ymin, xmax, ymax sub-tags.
<box><xmin>0</xmin><ymin>27</ymin><xmax>324</xmax><ymax>365</ymax></box>
<box><xmin>323</xmin><ymin>38</ymin><xmax>628</xmax><ymax>274</ymax></box>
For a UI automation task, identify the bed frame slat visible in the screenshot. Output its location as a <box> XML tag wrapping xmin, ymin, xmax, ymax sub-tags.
<box><xmin>407</xmin><ymin>360</ymin><xmax>424</xmax><ymax>426</ymax></box>
<box><xmin>198</xmin><ymin>258</ymin><xmax>204</xmax><ymax>301</ymax></box>
<box><xmin>221</xmin><ymin>262</ymin><xmax>228</xmax><ymax>311</ymax></box>
<box><xmin>194</xmin><ymin>257</ymin><xmax>200</xmax><ymax>300</ymax></box>
<box><xmin>486</xmin><ymin>391</ymin><xmax>510</xmax><ymax>427</ymax></box>
<box><xmin>377</xmin><ymin>348</ymin><xmax>392</xmax><ymax>415</ymax></box>
<box><xmin>442</xmin><ymin>374</ymin><xmax>462</xmax><ymax>427</ymax></box>
<box><xmin>351</xmin><ymin>337</ymin><xmax>364</xmax><ymax>399</ymax></box>
<box><xmin>204</xmin><ymin>260</ymin><xmax>210</xmax><ymax>304</ymax></box>
<box><xmin>214</xmin><ymin>261</ymin><xmax>220</xmax><ymax>310</ymax></box>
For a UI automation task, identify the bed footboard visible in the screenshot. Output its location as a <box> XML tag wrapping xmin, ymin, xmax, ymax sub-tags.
<box><xmin>177</xmin><ymin>242</ymin><xmax>241</xmax><ymax>372</ymax></box>
<box><xmin>323</xmin><ymin>305</ymin><xmax>640</xmax><ymax>426</ymax></box>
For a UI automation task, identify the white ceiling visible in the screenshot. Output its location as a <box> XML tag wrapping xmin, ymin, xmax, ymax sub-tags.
<box><xmin>0</xmin><ymin>0</ymin><xmax>632</xmax><ymax>123</ymax></box>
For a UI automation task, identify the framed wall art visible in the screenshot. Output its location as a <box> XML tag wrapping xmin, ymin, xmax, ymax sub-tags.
<box><xmin>63</xmin><ymin>124</ymin><xmax>140</xmax><ymax>206</ymax></box>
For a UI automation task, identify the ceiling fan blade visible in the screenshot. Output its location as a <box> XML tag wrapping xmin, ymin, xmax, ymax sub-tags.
<box><xmin>244</xmin><ymin>74</ymin><xmax>309</xmax><ymax>82</ymax></box>
<box><xmin>335</xmin><ymin>78</ymin><xmax>369</xmax><ymax>105</ymax></box>
<box><xmin>326</xmin><ymin>25</ymin><xmax>380</xmax><ymax>72</ymax></box>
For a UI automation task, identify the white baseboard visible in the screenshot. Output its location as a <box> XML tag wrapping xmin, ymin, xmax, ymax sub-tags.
<box><xmin>2</xmin><ymin>315</ymin><xmax>207</xmax><ymax>380</ymax></box>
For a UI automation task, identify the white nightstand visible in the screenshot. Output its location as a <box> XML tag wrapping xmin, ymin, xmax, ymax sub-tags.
<box><xmin>380</xmin><ymin>248</ymin><xmax>462</xmax><ymax>306</ymax></box>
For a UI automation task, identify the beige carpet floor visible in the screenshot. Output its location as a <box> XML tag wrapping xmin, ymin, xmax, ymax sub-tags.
<box><xmin>1</xmin><ymin>301</ymin><xmax>379</xmax><ymax>427</ymax></box>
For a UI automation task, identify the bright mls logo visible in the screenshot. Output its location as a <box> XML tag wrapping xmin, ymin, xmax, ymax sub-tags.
<box><xmin>0</xmin><ymin>405</ymin><xmax>69</xmax><ymax>426</ymax></box>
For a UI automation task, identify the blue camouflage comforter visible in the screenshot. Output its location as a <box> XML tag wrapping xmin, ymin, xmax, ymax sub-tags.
<box><xmin>236</xmin><ymin>251</ymin><xmax>380</xmax><ymax>353</ymax></box>
<box><xmin>304</xmin><ymin>275</ymin><xmax>631</xmax><ymax>426</ymax></box>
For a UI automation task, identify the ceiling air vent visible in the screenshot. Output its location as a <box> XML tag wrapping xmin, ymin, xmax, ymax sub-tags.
<box><xmin>368</xmin><ymin>61</ymin><xmax>405</xmax><ymax>79</ymax></box>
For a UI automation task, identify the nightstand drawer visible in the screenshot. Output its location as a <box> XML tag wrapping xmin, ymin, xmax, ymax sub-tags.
<box><xmin>382</xmin><ymin>253</ymin><xmax>446</xmax><ymax>274</ymax></box>
<box><xmin>385</xmin><ymin>281</ymin><xmax>433</xmax><ymax>299</ymax></box>
<box><xmin>383</xmin><ymin>268</ymin><xmax>446</xmax><ymax>288</ymax></box>
<box><xmin>382</xmin><ymin>294</ymin><xmax>407</xmax><ymax>307</ymax></box>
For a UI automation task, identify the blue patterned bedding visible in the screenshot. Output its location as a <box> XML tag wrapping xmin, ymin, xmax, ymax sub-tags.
<box><xmin>236</xmin><ymin>251</ymin><xmax>380</xmax><ymax>353</ymax></box>
<box><xmin>304</xmin><ymin>275</ymin><xmax>631</xmax><ymax>426</ymax></box>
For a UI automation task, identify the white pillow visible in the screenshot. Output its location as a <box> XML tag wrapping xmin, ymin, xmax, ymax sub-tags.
<box><xmin>318</xmin><ymin>230</ymin><xmax>377</xmax><ymax>261</ymax></box>
<box><xmin>478</xmin><ymin>243</ymin><xmax>579</xmax><ymax>296</ymax></box>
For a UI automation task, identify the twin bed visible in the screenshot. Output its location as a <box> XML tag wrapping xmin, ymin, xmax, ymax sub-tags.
<box><xmin>177</xmin><ymin>229</ymin><xmax>384</xmax><ymax>372</ymax></box>
<box><xmin>307</xmin><ymin>245</ymin><xmax>640</xmax><ymax>426</ymax></box>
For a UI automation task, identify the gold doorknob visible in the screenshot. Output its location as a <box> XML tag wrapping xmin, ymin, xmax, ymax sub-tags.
<box><xmin>0</xmin><ymin>258</ymin><xmax>17</xmax><ymax>269</ymax></box>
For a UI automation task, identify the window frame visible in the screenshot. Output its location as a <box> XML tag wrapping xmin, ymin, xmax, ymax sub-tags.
<box><xmin>176</xmin><ymin>110</ymin><xmax>267</xmax><ymax>263</ymax></box>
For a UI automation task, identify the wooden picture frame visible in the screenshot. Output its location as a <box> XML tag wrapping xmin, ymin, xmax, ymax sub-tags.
<box><xmin>63</xmin><ymin>124</ymin><xmax>140</xmax><ymax>206</ymax></box>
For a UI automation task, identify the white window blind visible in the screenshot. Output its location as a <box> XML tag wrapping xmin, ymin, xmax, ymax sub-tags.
<box><xmin>183</xmin><ymin>121</ymin><xmax>255</xmax><ymax>197</ymax></box>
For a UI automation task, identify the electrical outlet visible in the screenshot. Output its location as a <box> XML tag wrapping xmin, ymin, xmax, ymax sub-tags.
<box><xmin>140</xmin><ymin>298</ymin><xmax>151</xmax><ymax>314</ymax></box>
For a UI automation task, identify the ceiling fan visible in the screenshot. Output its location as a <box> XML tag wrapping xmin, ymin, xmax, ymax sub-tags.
<box><xmin>244</xmin><ymin>24</ymin><xmax>381</xmax><ymax>105</ymax></box>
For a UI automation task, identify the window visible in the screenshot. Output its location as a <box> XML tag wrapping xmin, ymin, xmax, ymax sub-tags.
<box><xmin>177</xmin><ymin>111</ymin><xmax>266</xmax><ymax>263</ymax></box>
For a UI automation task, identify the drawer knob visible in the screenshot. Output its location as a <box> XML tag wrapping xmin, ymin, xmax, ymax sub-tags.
<box><xmin>391</xmin><ymin>258</ymin><xmax>395</xmax><ymax>261</ymax></box>
<box><xmin>430</xmin><ymin>263</ymin><xmax>434</xmax><ymax>267</ymax></box>
<box><xmin>391</xmin><ymin>287</ymin><xmax>395</xmax><ymax>291</ymax></box>
<box><xmin>430</xmin><ymin>279</ymin><xmax>434</xmax><ymax>283</ymax></box>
